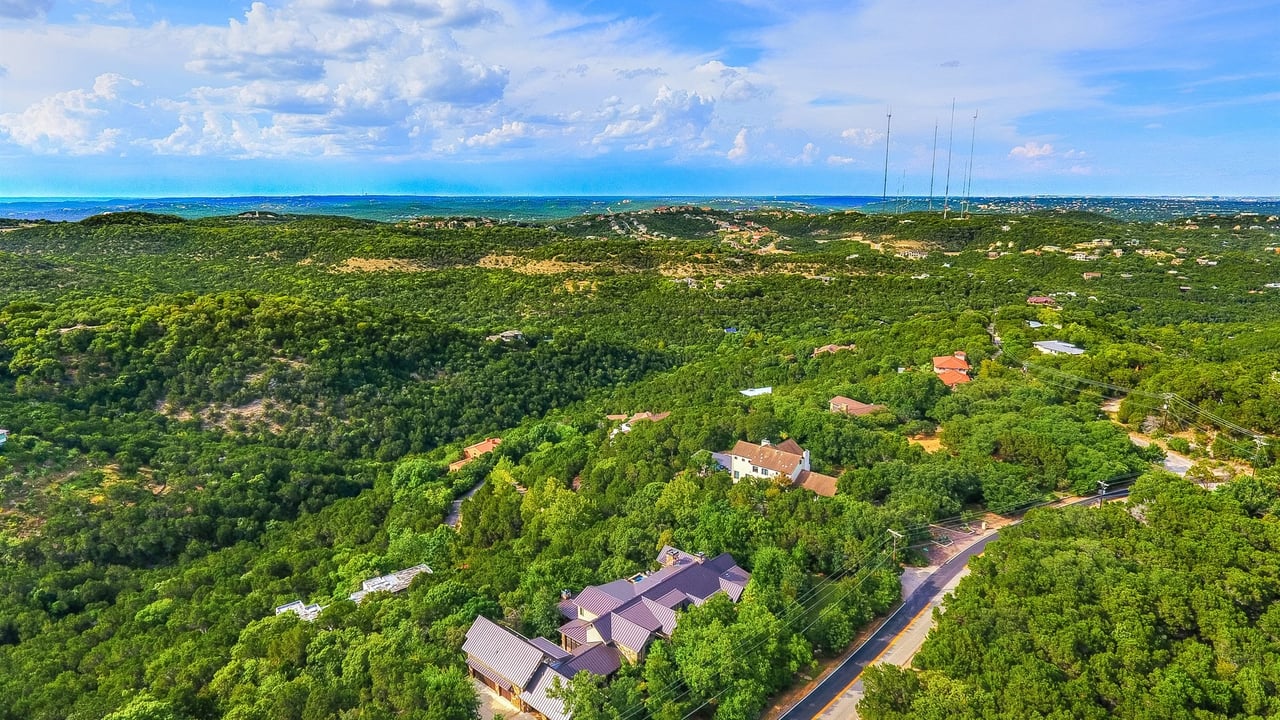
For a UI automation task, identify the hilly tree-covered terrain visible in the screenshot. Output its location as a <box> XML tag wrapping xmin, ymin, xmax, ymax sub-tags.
<box><xmin>0</xmin><ymin>206</ymin><xmax>1276</xmax><ymax>719</ymax></box>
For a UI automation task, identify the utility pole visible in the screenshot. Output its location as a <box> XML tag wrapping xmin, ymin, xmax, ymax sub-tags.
<box><xmin>886</xmin><ymin>528</ymin><xmax>904</xmax><ymax>558</ymax></box>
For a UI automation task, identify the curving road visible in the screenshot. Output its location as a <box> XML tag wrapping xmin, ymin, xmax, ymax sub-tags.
<box><xmin>778</xmin><ymin>490</ymin><xmax>1129</xmax><ymax>720</ymax></box>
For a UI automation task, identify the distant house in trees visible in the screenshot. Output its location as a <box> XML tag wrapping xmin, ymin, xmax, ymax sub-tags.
<box><xmin>275</xmin><ymin>600</ymin><xmax>324</xmax><ymax>621</ymax></box>
<box><xmin>739</xmin><ymin>386</ymin><xmax>772</xmax><ymax>397</ymax></box>
<box><xmin>1033</xmin><ymin>340</ymin><xmax>1085</xmax><ymax>356</ymax></box>
<box><xmin>485</xmin><ymin>329</ymin><xmax>525</xmax><ymax>342</ymax></box>
<box><xmin>718</xmin><ymin>438</ymin><xmax>838</xmax><ymax>497</ymax></box>
<box><xmin>1027</xmin><ymin>296</ymin><xmax>1057</xmax><ymax>306</ymax></box>
<box><xmin>829</xmin><ymin>396</ymin><xmax>887</xmax><ymax>417</ymax></box>
<box><xmin>933</xmin><ymin>352</ymin><xmax>972</xmax><ymax>389</ymax></box>
<box><xmin>812</xmin><ymin>343</ymin><xmax>857</xmax><ymax>357</ymax></box>
<box><xmin>449</xmin><ymin>437</ymin><xmax>502</xmax><ymax>472</ymax></box>
<box><xmin>349</xmin><ymin>564</ymin><xmax>432</xmax><ymax>603</ymax></box>
<box><xmin>464</xmin><ymin>547</ymin><xmax>751</xmax><ymax>719</ymax></box>
<box><xmin>607</xmin><ymin>411</ymin><xmax>671</xmax><ymax>438</ymax></box>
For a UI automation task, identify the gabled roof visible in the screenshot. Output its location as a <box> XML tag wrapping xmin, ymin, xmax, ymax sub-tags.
<box><xmin>463</xmin><ymin>616</ymin><xmax>546</xmax><ymax>690</ymax></box>
<box><xmin>932</xmin><ymin>355</ymin><xmax>971</xmax><ymax>371</ymax></box>
<box><xmin>728</xmin><ymin>440</ymin><xmax>805</xmax><ymax>475</ymax></box>
<box><xmin>559</xmin><ymin>547</ymin><xmax>750</xmax><ymax>653</ymax></box>
<box><xmin>937</xmin><ymin>369</ymin><xmax>972</xmax><ymax>388</ymax></box>
<box><xmin>464</xmin><ymin>437</ymin><xmax>502</xmax><ymax>458</ymax></box>
<box><xmin>530</xmin><ymin>637</ymin><xmax>570</xmax><ymax>660</ymax></box>
<box><xmin>520</xmin><ymin>668</ymin><xmax>572</xmax><ymax>720</ymax></box>
<box><xmin>829</xmin><ymin>396</ymin><xmax>887</xmax><ymax>417</ymax></box>
<box><xmin>518</xmin><ymin>644</ymin><xmax>624</xmax><ymax>720</ymax></box>
<box><xmin>795</xmin><ymin>470</ymin><xmax>838</xmax><ymax>498</ymax></box>
<box><xmin>774</xmin><ymin>438</ymin><xmax>805</xmax><ymax>456</ymax></box>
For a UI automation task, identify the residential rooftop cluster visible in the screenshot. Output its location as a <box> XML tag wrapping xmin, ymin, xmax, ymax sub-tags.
<box><xmin>464</xmin><ymin>546</ymin><xmax>750</xmax><ymax>720</ymax></box>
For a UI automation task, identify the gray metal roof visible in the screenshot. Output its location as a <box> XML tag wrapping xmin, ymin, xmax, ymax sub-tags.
<box><xmin>462</xmin><ymin>616</ymin><xmax>545</xmax><ymax>690</ymax></box>
<box><xmin>559</xmin><ymin>547</ymin><xmax>751</xmax><ymax>652</ymax></box>
<box><xmin>560</xmin><ymin>642</ymin><xmax>622</xmax><ymax>677</ymax></box>
<box><xmin>530</xmin><ymin>637</ymin><xmax>570</xmax><ymax>660</ymax></box>
<box><xmin>520</xmin><ymin>667</ymin><xmax>572</xmax><ymax>720</ymax></box>
<box><xmin>1033</xmin><ymin>340</ymin><xmax>1085</xmax><ymax>355</ymax></box>
<box><xmin>609</xmin><ymin>613</ymin><xmax>655</xmax><ymax>654</ymax></box>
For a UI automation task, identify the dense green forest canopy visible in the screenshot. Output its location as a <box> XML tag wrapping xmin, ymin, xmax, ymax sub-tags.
<box><xmin>0</xmin><ymin>206</ymin><xmax>1276</xmax><ymax>719</ymax></box>
<box><xmin>861</xmin><ymin>470</ymin><xmax>1280</xmax><ymax>720</ymax></box>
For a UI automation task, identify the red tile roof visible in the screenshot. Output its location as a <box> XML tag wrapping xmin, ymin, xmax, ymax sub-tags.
<box><xmin>932</xmin><ymin>355</ymin><xmax>971</xmax><ymax>371</ymax></box>
<box><xmin>937</xmin><ymin>369</ymin><xmax>972</xmax><ymax>388</ymax></box>
<box><xmin>1027</xmin><ymin>296</ymin><xmax>1056</xmax><ymax>305</ymax></box>
<box><xmin>464</xmin><ymin>437</ymin><xmax>502</xmax><ymax>458</ymax></box>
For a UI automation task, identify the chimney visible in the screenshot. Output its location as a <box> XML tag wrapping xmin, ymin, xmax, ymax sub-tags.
<box><xmin>695</xmin><ymin>551</ymin><xmax>706</xmax><ymax>564</ymax></box>
<box><xmin>955</xmin><ymin>351</ymin><xmax>967</xmax><ymax>360</ymax></box>
<box><xmin>561</xmin><ymin>589</ymin><xmax>572</xmax><ymax>600</ymax></box>
<box><xmin>761</xmin><ymin>439</ymin><xmax>772</xmax><ymax>447</ymax></box>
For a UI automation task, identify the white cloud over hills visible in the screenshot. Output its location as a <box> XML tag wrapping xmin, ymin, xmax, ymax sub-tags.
<box><xmin>0</xmin><ymin>0</ymin><xmax>1275</xmax><ymax>195</ymax></box>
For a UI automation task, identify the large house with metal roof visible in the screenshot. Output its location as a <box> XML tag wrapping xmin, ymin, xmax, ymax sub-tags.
<box><xmin>558</xmin><ymin>546</ymin><xmax>750</xmax><ymax>664</ymax></box>
<box><xmin>463</xmin><ymin>615</ymin><xmax>620</xmax><ymax>720</ymax></box>
<box><xmin>463</xmin><ymin>546</ymin><xmax>751</xmax><ymax>719</ymax></box>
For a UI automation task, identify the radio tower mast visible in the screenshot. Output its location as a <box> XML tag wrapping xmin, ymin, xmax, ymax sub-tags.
<box><xmin>928</xmin><ymin>120</ymin><xmax>938</xmax><ymax>211</ymax></box>
<box><xmin>962</xmin><ymin>110</ymin><xmax>978</xmax><ymax>218</ymax></box>
<box><xmin>943</xmin><ymin>99</ymin><xmax>955</xmax><ymax>219</ymax></box>
<box><xmin>882</xmin><ymin>108</ymin><xmax>892</xmax><ymax>208</ymax></box>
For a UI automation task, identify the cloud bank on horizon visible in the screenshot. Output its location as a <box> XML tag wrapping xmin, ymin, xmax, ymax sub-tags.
<box><xmin>0</xmin><ymin>0</ymin><xmax>1276</xmax><ymax>196</ymax></box>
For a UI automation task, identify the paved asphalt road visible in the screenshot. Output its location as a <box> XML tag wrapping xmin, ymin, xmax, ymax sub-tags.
<box><xmin>778</xmin><ymin>489</ymin><xmax>1131</xmax><ymax>720</ymax></box>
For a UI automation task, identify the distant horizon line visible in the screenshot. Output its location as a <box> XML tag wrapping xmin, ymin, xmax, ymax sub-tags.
<box><xmin>3</xmin><ymin>193</ymin><xmax>1278</xmax><ymax>201</ymax></box>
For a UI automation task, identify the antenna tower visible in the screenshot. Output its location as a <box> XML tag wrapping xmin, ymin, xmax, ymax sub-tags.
<box><xmin>963</xmin><ymin>110</ymin><xmax>978</xmax><ymax>218</ymax></box>
<box><xmin>882</xmin><ymin>108</ymin><xmax>892</xmax><ymax>207</ymax></box>
<box><xmin>928</xmin><ymin>120</ymin><xmax>938</xmax><ymax>211</ymax></box>
<box><xmin>942</xmin><ymin>99</ymin><xmax>956</xmax><ymax>218</ymax></box>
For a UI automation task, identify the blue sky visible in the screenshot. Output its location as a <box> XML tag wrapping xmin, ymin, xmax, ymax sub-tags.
<box><xmin>0</xmin><ymin>0</ymin><xmax>1276</xmax><ymax>197</ymax></box>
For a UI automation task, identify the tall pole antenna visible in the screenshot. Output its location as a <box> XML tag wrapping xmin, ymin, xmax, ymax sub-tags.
<box><xmin>882</xmin><ymin>107</ymin><xmax>892</xmax><ymax>208</ymax></box>
<box><xmin>943</xmin><ymin>99</ymin><xmax>956</xmax><ymax>219</ymax></box>
<box><xmin>963</xmin><ymin>109</ymin><xmax>978</xmax><ymax>218</ymax></box>
<box><xmin>928</xmin><ymin>120</ymin><xmax>938</xmax><ymax>211</ymax></box>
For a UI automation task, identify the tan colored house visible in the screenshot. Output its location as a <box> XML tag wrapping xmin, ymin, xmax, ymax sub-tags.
<box><xmin>449</xmin><ymin>437</ymin><xmax>502</xmax><ymax>472</ymax></box>
<box><xmin>829</xmin><ymin>396</ymin><xmax>887</xmax><ymax>417</ymax></box>
<box><xmin>720</xmin><ymin>438</ymin><xmax>838</xmax><ymax>497</ymax></box>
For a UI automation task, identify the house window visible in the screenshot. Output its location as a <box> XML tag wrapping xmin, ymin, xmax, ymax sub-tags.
<box><xmin>733</xmin><ymin>470</ymin><xmax>739</xmax><ymax>479</ymax></box>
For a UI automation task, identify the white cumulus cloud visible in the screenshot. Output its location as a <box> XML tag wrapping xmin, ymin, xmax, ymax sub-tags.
<box><xmin>1009</xmin><ymin>141</ymin><xmax>1054</xmax><ymax>159</ymax></box>
<box><xmin>0</xmin><ymin>73</ymin><xmax>144</xmax><ymax>155</ymax></box>
<box><xmin>727</xmin><ymin>128</ymin><xmax>748</xmax><ymax>161</ymax></box>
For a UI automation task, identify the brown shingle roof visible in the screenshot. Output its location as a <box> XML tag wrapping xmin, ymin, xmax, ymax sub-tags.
<box><xmin>829</xmin><ymin>396</ymin><xmax>887</xmax><ymax>417</ymax></box>
<box><xmin>795</xmin><ymin>470</ymin><xmax>838</xmax><ymax>497</ymax></box>
<box><xmin>729</xmin><ymin>440</ymin><xmax>805</xmax><ymax>476</ymax></box>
